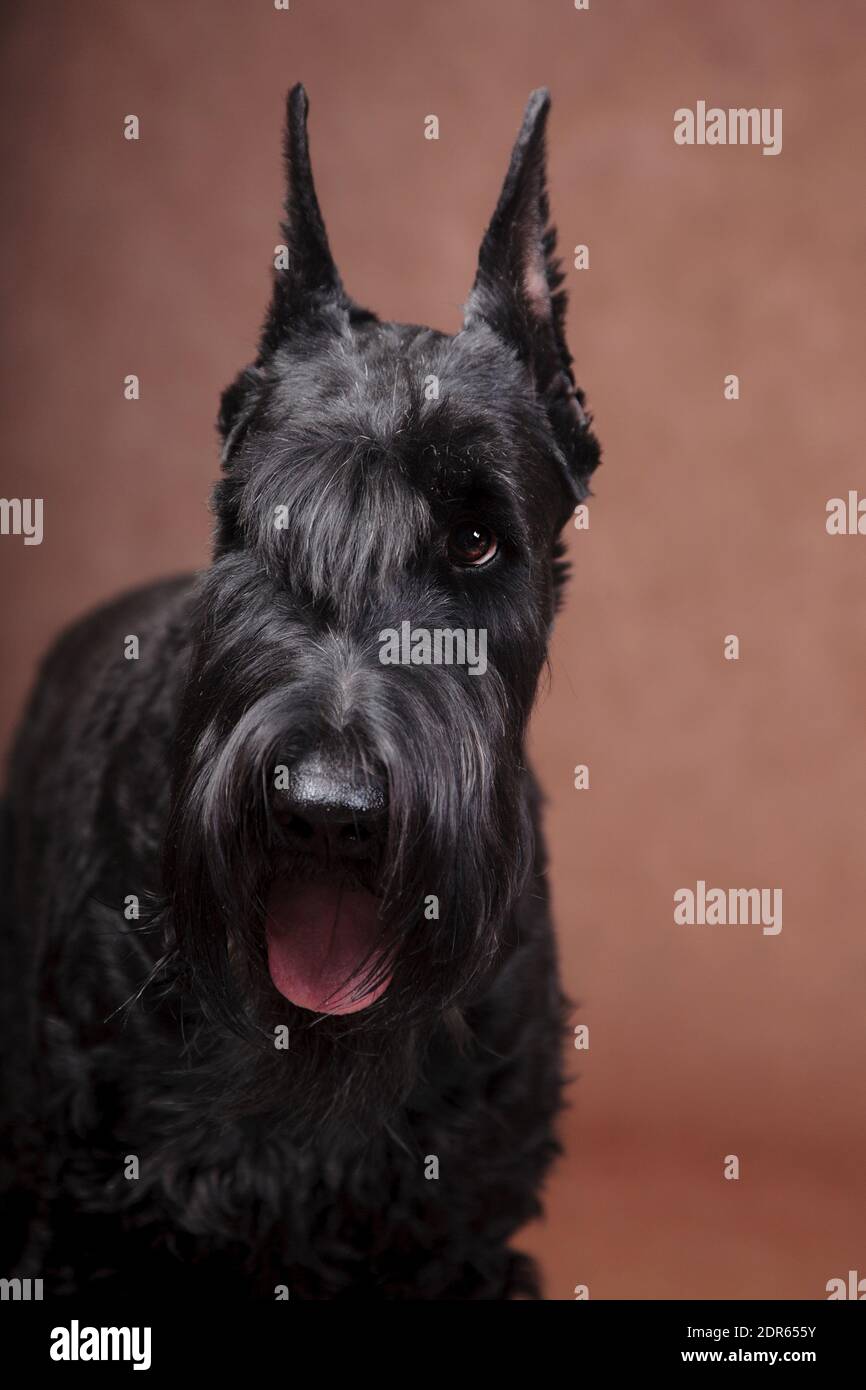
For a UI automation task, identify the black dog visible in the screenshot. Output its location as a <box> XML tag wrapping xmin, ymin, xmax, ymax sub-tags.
<box><xmin>1</xmin><ymin>85</ymin><xmax>599</xmax><ymax>1300</ymax></box>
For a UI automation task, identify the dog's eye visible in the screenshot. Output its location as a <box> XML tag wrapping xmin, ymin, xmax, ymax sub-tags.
<box><xmin>447</xmin><ymin>520</ymin><xmax>498</xmax><ymax>568</ymax></box>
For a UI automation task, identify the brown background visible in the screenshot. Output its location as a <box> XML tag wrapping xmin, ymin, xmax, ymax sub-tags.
<box><xmin>1</xmin><ymin>0</ymin><xmax>864</xmax><ymax>1299</ymax></box>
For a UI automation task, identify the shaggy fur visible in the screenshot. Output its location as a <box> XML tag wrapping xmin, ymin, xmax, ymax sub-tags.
<box><xmin>0</xmin><ymin>85</ymin><xmax>599</xmax><ymax>1300</ymax></box>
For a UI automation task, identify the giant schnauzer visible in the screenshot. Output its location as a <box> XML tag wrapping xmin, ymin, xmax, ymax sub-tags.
<box><xmin>1</xmin><ymin>85</ymin><xmax>599</xmax><ymax>1300</ymax></box>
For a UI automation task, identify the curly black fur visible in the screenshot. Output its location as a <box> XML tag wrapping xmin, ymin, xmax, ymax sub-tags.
<box><xmin>0</xmin><ymin>85</ymin><xmax>599</xmax><ymax>1300</ymax></box>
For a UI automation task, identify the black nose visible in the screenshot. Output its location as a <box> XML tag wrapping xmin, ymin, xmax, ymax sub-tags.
<box><xmin>274</xmin><ymin>751</ymin><xmax>386</xmax><ymax>857</ymax></box>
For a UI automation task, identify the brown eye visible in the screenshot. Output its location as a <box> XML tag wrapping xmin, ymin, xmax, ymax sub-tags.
<box><xmin>447</xmin><ymin>519</ymin><xmax>498</xmax><ymax>567</ymax></box>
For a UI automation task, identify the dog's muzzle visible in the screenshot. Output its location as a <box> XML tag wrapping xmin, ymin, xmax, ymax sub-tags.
<box><xmin>265</xmin><ymin>751</ymin><xmax>391</xmax><ymax>1016</ymax></box>
<box><xmin>275</xmin><ymin>749</ymin><xmax>386</xmax><ymax>859</ymax></box>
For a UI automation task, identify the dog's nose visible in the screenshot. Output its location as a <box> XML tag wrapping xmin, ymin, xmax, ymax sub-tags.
<box><xmin>274</xmin><ymin>751</ymin><xmax>386</xmax><ymax>856</ymax></box>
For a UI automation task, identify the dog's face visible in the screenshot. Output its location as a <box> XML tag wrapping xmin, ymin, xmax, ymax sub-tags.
<box><xmin>162</xmin><ymin>87</ymin><xmax>598</xmax><ymax>1111</ymax></box>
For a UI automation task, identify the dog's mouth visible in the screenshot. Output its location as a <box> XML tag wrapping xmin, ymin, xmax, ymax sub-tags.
<box><xmin>262</xmin><ymin>760</ymin><xmax>392</xmax><ymax>1015</ymax></box>
<box><xmin>265</xmin><ymin>875</ymin><xmax>390</xmax><ymax>1015</ymax></box>
<box><xmin>264</xmin><ymin>801</ymin><xmax>391</xmax><ymax>1016</ymax></box>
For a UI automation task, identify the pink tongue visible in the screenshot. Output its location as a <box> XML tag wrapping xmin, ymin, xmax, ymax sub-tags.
<box><xmin>265</xmin><ymin>879</ymin><xmax>390</xmax><ymax>1015</ymax></box>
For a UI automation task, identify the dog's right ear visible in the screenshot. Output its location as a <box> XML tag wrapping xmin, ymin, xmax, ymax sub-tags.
<box><xmin>260</xmin><ymin>83</ymin><xmax>370</xmax><ymax>355</ymax></box>
<box><xmin>219</xmin><ymin>85</ymin><xmax>376</xmax><ymax>463</ymax></box>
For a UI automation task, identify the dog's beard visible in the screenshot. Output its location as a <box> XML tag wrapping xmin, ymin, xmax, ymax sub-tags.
<box><xmin>158</xmin><ymin>631</ymin><xmax>535</xmax><ymax>1130</ymax></box>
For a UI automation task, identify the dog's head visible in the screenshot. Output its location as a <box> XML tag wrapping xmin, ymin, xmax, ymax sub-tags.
<box><xmin>163</xmin><ymin>86</ymin><xmax>598</xmax><ymax>1116</ymax></box>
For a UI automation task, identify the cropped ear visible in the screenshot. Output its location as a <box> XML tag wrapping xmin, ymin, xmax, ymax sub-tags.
<box><xmin>463</xmin><ymin>89</ymin><xmax>599</xmax><ymax>500</ymax></box>
<box><xmin>220</xmin><ymin>85</ymin><xmax>376</xmax><ymax>461</ymax></box>
<box><xmin>259</xmin><ymin>83</ymin><xmax>374</xmax><ymax>357</ymax></box>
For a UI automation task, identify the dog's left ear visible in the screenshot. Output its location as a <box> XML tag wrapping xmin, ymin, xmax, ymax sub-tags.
<box><xmin>463</xmin><ymin>89</ymin><xmax>599</xmax><ymax>500</ymax></box>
